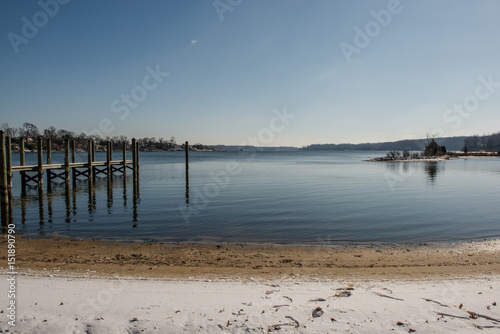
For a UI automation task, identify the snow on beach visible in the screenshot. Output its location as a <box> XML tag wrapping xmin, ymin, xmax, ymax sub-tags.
<box><xmin>1</xmin><ymin>274</ymin><xmax>499</xmax><ymax>333</ymax></box>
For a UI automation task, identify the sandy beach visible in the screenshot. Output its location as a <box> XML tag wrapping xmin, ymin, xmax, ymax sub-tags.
<box><xmin>1</xmin><ymin>275</ymin><xmax>499</xmax><ymax>333</ymax></box>
<box><xmin>1</xmin><ymin>237</ymin><xmax>500</xmax><ymax>332</ymax></box>
<box><xmin>3</xmin><ymin>237</ymin><xmax>500</xmax><ymax>280</ymax></box>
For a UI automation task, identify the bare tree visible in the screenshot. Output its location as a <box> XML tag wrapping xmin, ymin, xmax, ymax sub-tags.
<box><xmin>1</xmin><ymin>122</ymin><xmax>18</xmax><ymax>137</ymax></box>
<box><xmin>57</xmin><ymin>129</ymin><xmax>75</xmax><ymax>140</ymax></box>
<box><xmin>44</xmin><ymin>126</ymin><xmax>57</xmax><ymax>141</ymax></box>
<box><xmin>17</xmin><ymin>127</ymin><xmax>27</xmax><ymax>139</ymax></box>
<box><xmin>119</xmin><ymin>135</ymin><xmax>128</xmax><ymax>144</ymax></box>
<box><xmin>23</xmin><ymin>122</ymin><xmax>40</xmax><ymax>140</ymax></box>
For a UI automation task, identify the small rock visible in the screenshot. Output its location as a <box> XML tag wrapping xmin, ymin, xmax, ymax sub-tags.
<box><xmin>312</xmin><ymin>307</ymin><xmax>323</xmax><ymax>318</ymax></box>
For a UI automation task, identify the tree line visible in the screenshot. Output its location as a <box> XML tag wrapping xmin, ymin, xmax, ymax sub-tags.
<box><xmin>302</xmin><ymin>132</ymin><xmax>500</xmax><ymax>152</ymax></box>
<box><xmin>0</xmin><ymin>122</ymin><xmax>210</xmax><ymax>152</ymax></box>
<box><xmin>462</xmin><ymin>133</ymin><xmax>500</xmax><ymax>152</ymax></box>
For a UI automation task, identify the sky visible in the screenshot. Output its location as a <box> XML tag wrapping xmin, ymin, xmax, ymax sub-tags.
<box><xmin>1</xmin><ymin>0</ymin><xmax>499</xmax><ymax>147</ymax></box>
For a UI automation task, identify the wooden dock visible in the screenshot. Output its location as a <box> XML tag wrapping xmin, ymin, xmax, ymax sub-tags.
<box><xmin>0</xmin><ymin>130</ymin><xmax>140</xmax><ymax>223</ymax></box>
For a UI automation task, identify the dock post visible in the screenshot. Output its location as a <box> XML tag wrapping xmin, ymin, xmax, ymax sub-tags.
<box><xmin>71</xmin><ymin>139</ymin><xmax>76</xmax><ymax>163</ymax></box>
<box><xmin>0</xmin><ymin>135</ymin><xmax>7</xmax><ymax>222</ymax></box>
<box><xmin>136</xmin><ymin>140</ymin><xmax>139</xmax><ymax>177</ymax></box>
<box><xmin>106</xmin><ymin>140</ymin><xmax>112</xmax><ymax>178</ymax></box>
<box><xmin>91</xmin><ymin>139</ymin><xmax>96</xmax><ymax>180</ymax></box>
<box><xmin>87</xmin><ymin>139</ymin><xmax>93</xmax><ymax>185</ymax></box>
<box><xmin>47</xmin><ymin>139</ymin><xmax>52</xmax><ymax>164</ymax></box>
<box><xmin>46</xmin><ymin>139</ymin><xmax>52</xmax><ymax>190</ymax></box>
<box><xmin>20</xmin><ymin>138</ymin><xmax>26</xmax><ymax>192</ymax></box>
<box><xmin>64</xmin><ymin>139</ymin><xmax>70</xmax><ymax>183</ymax></box>
<box><xmin>71</xmin><ymin>139</ymin><xmax>76</xmax><ymax>183</ymax></box>
<box><xmin>37</xmin><ymin>137</ymin><xmax>44</xmax><ymax>187</ymax></box>
<box><xmin>110</xmin><ymin>141</ymin><xmax>114</xmax><ymax>175</ymax></box>
<box><xmin>185</xmin><ymin>141</ymin><xmax>189</xmax><ymax>171</ymax></box>
<box><xmin>122</xmin><ymin>141</ymin><xmax>127</xmax><ymax>176</ymax></box>
<box><xmin>0</xmin><ymin>131</ymin><xmax>8</xmax><ymax>209</ymax></box>
<box><xmin>110</xmin><ymin>141</ymin><xmax>114</xmax><ymax>161</ymax></box>
<box><xmin>132</xmin><ymin>138</ymin><xmax>137</xmax><ymax>180</ymax></box>
<box><xmin>6</xmin><ymin>136</ymin><xmax>12</xmax><ymax>191</ymax></box>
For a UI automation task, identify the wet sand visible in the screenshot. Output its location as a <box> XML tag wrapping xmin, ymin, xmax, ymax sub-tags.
<box><xmin>3</xmin><ymin>236</ymin><xmax>500</xmax><ymax>280</ymax></box>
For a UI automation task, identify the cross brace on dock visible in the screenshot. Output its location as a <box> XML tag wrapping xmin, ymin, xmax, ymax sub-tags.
<box><xmin>0</xmin><ymin>130</ymin><xmax>140</xmax><ymax>219</ymax></box>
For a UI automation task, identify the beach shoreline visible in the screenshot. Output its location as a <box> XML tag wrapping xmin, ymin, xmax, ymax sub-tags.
<box><xmin>3</xmin><ymin>236</ymin><xmax>500</xmax><ymax>280</ymax></box>
<box><xmin>2</xmin><ymin>237</ymin><xmax>500</xmax><ymax>332</ymax></box>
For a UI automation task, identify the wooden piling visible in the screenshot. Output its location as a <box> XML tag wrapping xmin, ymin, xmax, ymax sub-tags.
<box><xmin>106</xmin><ymin>141</ymin><xmax>111</xmax><ymax>177</ymax></box>
<box><xmin>71</xmin><ymin>139</ymin><xmax>76</xmax><ymax>163</ymax></box>
<box><xmin>109</xmin><ymin>141</ymin><xmax>113</xmax><ymax>161</ymax></box>
<box><xmin>91</xmin><ymin>140</ymin><xmax>96</xmax><ymax>180</ymax></box>
<box><xmin>122</xmin><ymin>141</ymin><xmax>127</xmax><ymax>176</ymax></box>
<box><xmin>47</xmin><ymin>139</ymin><xmax>52</xmax><ymax>164</ymax></box>
<box><xmin>87</xmin><ymin>139</ymin><xmax>93</xmax><ymax>184</ymax></box>
<box><xmin>4</xmin><ymin>135</ymin><xmax>137</xmax><ymax>218</ymax></box>
<box><xmin>132</xmin><ymin>138</ymin><xmax>137</xmax><ymax>180</ymax></box>
<box><xmin>46</xmin><ymin>139</ymin><xmax>52</xmax><ymax>187</ymax></box>
<box><xmin>0</xmin><ymin>131</ymin><xmax>8</xmax><ymax>206</ymax></box>
<box><xmin>185</xmin><ymin>141</ymin><xmax>189</xmax><ymax>171</ymax></box>
<box><xmin>6</xmin><ymin>136</ymin><xmax>12</xmax><ymax>191</ymax></box>
<box><xmin>7</xmin><ymin>187</ymin><xmax>13</xmax><ymax>223</ymax></box>
<box><xmin>64</xmin><ymin>139</ymin><xmax>70</xmax><ymax>183</ymax></box>
<box><xmin>135</xmin><ymin>140</ymin><xmax>139</xmax><ymax>176</ymax></box>
<box><xmin>20</xmin><ymin>138</ymin><xmax>26</xmax><ymax>191</ymax></box>
<box><xmin>37</xmin><ymin>137</ymin><xmax>44</xmax><ymax>187</ymax></box>
<box><xmin>71</xmin><ymin>139</ymin><xmax>76</xmax><ymax>183</ymax></box>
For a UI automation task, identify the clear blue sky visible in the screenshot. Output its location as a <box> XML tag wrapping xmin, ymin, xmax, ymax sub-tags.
<box><xmin>1</xmin><ymin>0</ymin><xmax>499</xmax><ymax>147</ymax></box>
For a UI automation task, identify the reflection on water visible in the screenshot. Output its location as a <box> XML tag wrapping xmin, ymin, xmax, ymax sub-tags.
<box><xmin>185</xmin><ymin>168</ymin><xmax>190</xmax><ymax>204</ymax></box>
<box><xmin>2</xmin><ymin>176</ymin><xmax>140</xmax><ymax>230</ymax></box>
<box><xmin>424</xmin><ymin>162</ymin><xmax>442</xmax><ymax>182</ymax></box>
<box><xmin>3</xmin><ymin>151</ymin><xmax>500</xmax><ymax>244</ymax></box>
<box><xmin>384</xmin><ymin>161</ymin><xmax>444</xmax><ymax>183</ymax></box>
<box><xmin>132</xmin><ymin>177</ymin><xmax>140</xmax><ymax>225</ymax></box>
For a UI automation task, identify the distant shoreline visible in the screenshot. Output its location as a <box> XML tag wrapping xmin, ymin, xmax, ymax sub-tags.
<box><xmin>366</xmin><ymin>152</ymin><xmax>499</xmax><ymax>162</ymax></box>
<box><xmin>365</xmin><ymin>156</ymin><xmax>500</xmax><ymax>162</ymax></box>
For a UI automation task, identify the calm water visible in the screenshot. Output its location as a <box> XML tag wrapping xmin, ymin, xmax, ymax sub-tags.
<box><xmin>5</xmin><ymin>151</ymin><xmax>500</xmax><ymax>245</ymax></box>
